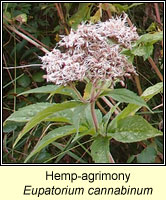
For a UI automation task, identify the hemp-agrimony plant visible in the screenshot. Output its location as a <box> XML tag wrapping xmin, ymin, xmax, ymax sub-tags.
<box><xmin>40</xmin><ymin>13</ymin><xmax>138</xmax><ymax>131</ymax></box>
<box><xmin>4</xmin><ymin>13</ymin><xmax>162</xmax><ymax>163</ymax></box>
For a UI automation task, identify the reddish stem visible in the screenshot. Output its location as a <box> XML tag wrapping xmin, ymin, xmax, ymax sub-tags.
<box><xmin>154</xmin><ymin>3</ymin><xmax>161</xmax><ymax>24</ymax></box>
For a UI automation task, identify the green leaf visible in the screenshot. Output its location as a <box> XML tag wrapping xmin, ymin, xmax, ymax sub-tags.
<box><xmin>45</xmin><ymin>109</ymin><xmax>73</xmax><ymax>123</ymax></box>
<box><xmin>136</xmin><ymin>31</ymin><xmax>163</xmax><ymax>45</ymax></box>
<box><xmin>90</xmin><ymin>9</ymin><xmax>101</xmax><ymax>23</ymax></box>
<box><xmin>113</xmin><ymin>4</ymin><xmax>129</xmax><ymax>12</ymax></box>
<box><xmin>91</xmin><ymin>136</ymin><xmax>110</xmax><ymax>163</ymax></box>
<box><xmin>127</xmin><ymin>155</ymin><xmax>136</xmax><ymax>163</ymax></box>
<box><xmin>123</xmin><ymin>32</ymin><xmax>163</xmax><ymax>61</ymax></box>
<box><xmin>102</xmin><ymin>102</ymin><xmax>120</xmax><ymax>132</ymax></box>
<box><xmin>24</xmin><ymin>125</ymin><xmax>87</xmax><ymax>163</ymax></box>
<box><xmin>68</xmin><ymin>3</ymin><xmax>92</xmax><ymax>29</ymax></box>
<box><xmin>17</xmin><ymin>74</ymin><xmax>31</xmax><ymax>88</ymax></box>
<box><xmin>141</xmin><ymin>82</ymin><xmax>163</xmax><ymax>100</ymax></box>
<box><xmin>146</xmin><ymin>22</ymin><xmax>158</xmax><ymax>32</ymax></box>
<box><xmin>107</xmin><ymin>82</ymin><xmax>163</xmax><ymax>130</ymax></box>
<box><xmin>13</xmin><ymin>101</ymin><xmax>83</xmax><ymax>147</ymax></box>
<box><xmin>71</xmin><ymin>104</ymin><xmax>88</xmax><ymax>133</ymax></box>
<box><xmin>34</xmin><ymin>149</ymin><xmax>52</xmax><ymax>163</ymax></box>
<box><xmin>53</xmin><ymin>141</ymin><xmax>87</xmax><ymax>163</ymax></box>
<box><xmin>72</xmin><ymin>128</ymin><xmax>95</xmax><ymax>142</ymax></box>
<box><xmin>83</xmin><ymin>82</ymin><xmax>92</xmax><ymax>100</ymax></box>
<box><xmin>18</xmin><ymin>85</ymin><xmax>78</xmax><ymax>100</ymax></box>
<box><xmin>101</xmin><ymin>88</ymin><xmax>149</xmax><ymax>109</ymax></box>
<box><xmin>3</xmin><ymin>11</ymin><xmax>12</xmax><ymax>24</ymax></box>
<box><xmin>114</xmin><ymin>3</ymin><xmax>143</xmax><ymax>12</ymax></box>
<box><xmin>64</xmin><ymin>3</ymin><xmax>73</xmax><ymax>19</ymax></box>
<box><xmin>17</xmin><ymin>85</ymin><xmax>60</xmax><ymax>96</ymax></box>
<box><xmin>137</xmin><ymin>146</ymin><xmax>157</xmax><ymax>163</ymax></box>
<box><xmin>131</xmin><ymin>44</ymin><xmax>154</xmax><ymax>60</ymax></box>
<box><xmin>51</xmin><ymin>86</ymin><xmax>79</xmax><ymax>100</ymax></box>
<box><xmin>4</xmin><ymin>103</ymin><xmax>53</xmax><ymax>123</ymax></box>
<box><xmin>108</xmin><ymin>116</ymin><xmax>162</xmax><ymax>143</ymax></box>
<box><xmin>128</xmin><ymin>3</ymin><xmax>144</xmax><ymax>9</ymax></box>
<box><xmin>3</xmin><ymin>121</ymin><xmax>18</xmax><ymax>133</ymax></box>
<box><xmin>84</xmin><ymin>105</ymin><xmax>103</xmax><ymax>129</ymax></box>
<box><xmin>121</xmin><ymin>48</ymin><xmax>135</xmax><ymax>63</ymax></box>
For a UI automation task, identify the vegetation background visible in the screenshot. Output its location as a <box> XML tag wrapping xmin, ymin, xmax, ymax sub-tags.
<box><xmin>2</xmin><ymin>2</ymin><xmax>163</xmax><ymax>164</ymax></box>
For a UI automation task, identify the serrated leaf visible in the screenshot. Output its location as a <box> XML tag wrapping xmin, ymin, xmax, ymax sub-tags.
<box><xmin>107</xmin><ymin>82</ymin><xmax>163</xmax><ymax>131</ymax></box>
<box><xmin>71</xmin><ymin>104</ymin><xmax>88</xmax><ymax>133</ymax></box>
<box><xmin>51</xmin><ymin>86</ymin><xmax>79</xmax><ymax>100</ymax></box>
<box><xmin>18</xmin><ymin>85</ymin><xmax>78</xmax><ymax>99</ymax></box>
<box><xmin>24</xmin><ymin>125</ymin><xmax>87</xmax><ymax>163</ymax></box>
<box><xmin>17</xmin><ymin>85</ymin><xmax>60</xmax><ymax>96</ymax></box>
<box><xmin>136</xmin><ymin>31</ymin><xmax>163</xmax><ymax>45</ymax></box>
<box><xmin>4</xmin><ymin>103</ymin><xmax>53</xmax><ymax>123</ymax></box>
<box><xmin>45</xmin><ymin>109</ymin><xmax>73</xmax><ymax>123</ymax></box>
<box><xmin>137</xmin><ymin>146</ymin><xmax>157</xmax><ymax>163</ymax></box>
<box><xmin>91</xmin><ymin>136</ymin><xmax>110</xmax><ymax>163</ymax></box>
<box><xmin>142</xmin><ymin>82</ymin><xmax>163</xmax><ymax>99</ymax></box>
<box><xmin>13</xmin><ymin>101</ymin><xmax>83</xmax><ymax>147</ymax></box>
<box><xmin>131</xmin><ymin>44</ymin><xmax>153</xmax><ymax>60</ymax></box>
<box><xmin>101</xmin><ymin>88</ymin><xmax>149</xmax><ymax>109</ymax></box>
<box><xmin>108</xmin><ymin>116</ymin><xmax>162</xmax><ymax>143</ymax></box>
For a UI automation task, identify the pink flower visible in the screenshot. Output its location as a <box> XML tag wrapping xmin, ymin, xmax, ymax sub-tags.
<box><xmin>41</xmin><ymin>13</ymin><xmax>139</xmax><ymax>85</ymax></box>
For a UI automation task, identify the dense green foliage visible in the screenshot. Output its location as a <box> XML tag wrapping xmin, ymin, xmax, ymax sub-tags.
<box><xmin>3</xmin><ymin>3</ymin><xmax>163</xmax><ymax>164</ymax></box>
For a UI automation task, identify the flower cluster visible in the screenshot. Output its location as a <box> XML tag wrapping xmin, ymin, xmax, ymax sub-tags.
<box><xmin>40</xmin><ymin>13</ymin><xmax>139</xmax><ymax>85</ymax></box>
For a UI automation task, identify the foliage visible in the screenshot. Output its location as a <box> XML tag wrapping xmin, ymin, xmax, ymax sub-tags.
<box><xmin>3</xmin><ymin>2</ymin><xmax>163</xmax><ymax>164</ymax></box>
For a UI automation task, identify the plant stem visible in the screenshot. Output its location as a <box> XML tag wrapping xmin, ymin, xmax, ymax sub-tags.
<box><xmin>104</xmin><ymin>3</ymin><xmax>112</xmax><ymax>18</ymax></box>
<box><xmin>55</xmin><ymin>3</ymin><xmax>69</xmax><ymax>35</ymax></box>
<box><xmin>102</xmin><ymin>96</ymin><xmax>119</xmax><ymax>115</ymax></box>
<box><xmin>154</xmin><ymin>3</ymin><xmax>161</xmax><ymax>24</ymax></box>
<box><xmin>3</xmin><ymin>64</ymin><xmax>42</xmax><ymax>69</ymax></box>
<box><xmin>90</xmin><ymin>84</ymin><xmax>99</xmax><ymax>132</ymax></box>
<box><xmin>3</xmin><ymin>22</ymin><xmax>49</xmax><ymax>54</ymax></box>
<box><xmin>96</xmin><ymin>101</ymin><xmax>107</xmax><ymax>114</ymax></box>
<box><xmin>90</xmin><ymin>101</ymin><xmax>99</xmax><ymax>131</ymax></box>
<box><xmin>148</xmin><ymin>57</ymin><xmax>163</xmax><ymax>81</ymax></box>
<box><xmin>16</xmin><ymin>25</ymin><xmax>51</xmax><ymax>50</ymax></box>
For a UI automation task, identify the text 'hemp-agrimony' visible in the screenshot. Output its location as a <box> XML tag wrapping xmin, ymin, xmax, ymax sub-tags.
<box><xmin>40</xmin><ymin>13</ymin><xmax>139</xmax><ymax>86</ymax></box>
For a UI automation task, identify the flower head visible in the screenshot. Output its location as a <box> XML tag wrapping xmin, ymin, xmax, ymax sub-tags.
<box><xmin>40</xmin><ymin>13</ymin><xmax>139</xmax><ymax>85</ymax></box>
